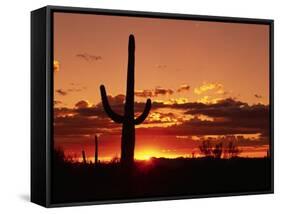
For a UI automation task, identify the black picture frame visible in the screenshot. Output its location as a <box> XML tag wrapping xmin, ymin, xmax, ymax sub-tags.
<box><xmin>31</xmin><ymin>5</ymin><xmax>274</xmax><ymax>207</ymax></box>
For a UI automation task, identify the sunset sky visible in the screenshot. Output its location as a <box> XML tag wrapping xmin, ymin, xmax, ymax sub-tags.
<box><xmin>53</xmin><ymin>12</ymin><xmax>270</xmax><ymax>161</ymax></box>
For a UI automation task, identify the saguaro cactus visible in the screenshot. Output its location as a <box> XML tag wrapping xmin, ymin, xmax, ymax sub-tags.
<box><xmin>94</xmin><ymin>135</ymin><xmax>98</xmax><ymax>165</ymax></box>
<box><xmin>82</xmin><ymin>150</ymin><xmax>86</xmax><ymax>164</ymax></box>
<box><xmin>100</xmin><ymin>35</ymin><xmax>151</xmax><ymax>165</ymax></box>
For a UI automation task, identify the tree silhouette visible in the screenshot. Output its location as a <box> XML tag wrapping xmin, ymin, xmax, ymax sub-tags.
<box><xmin>224</xmin><ymin>142</ymin><xmax>241</xmax><ymax>158</ymax></box>
<box><xmin>199</xmin><ymin>141</ymin><xmax>223</xmax><ymax>159</ymax></box>
<box><xmin>212</xmin><ymin>143</ymin><xmax>223</xmax><ymax>159</ymax></box>
<box><xmin>199</xmin><ymin>140</ymin><xmax>213</xmax><ymax>158</ymax></box>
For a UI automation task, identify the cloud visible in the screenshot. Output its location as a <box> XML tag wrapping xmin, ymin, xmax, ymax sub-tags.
<box><xmin>54</xmin><ymin>107</ymin><xmax>75</xmax><ymax>117</ymax></box>
<box><xmin>146</xmin><ymin>112</ymin><xmax>177</xmax><ymax>125</ymax></box>
<box><xmin>183</xmin><ymin>99</ymin><xmax>269</xmax><ymax>136</ymax></box>
<box><xmin>138</xmin><ymin>107</ymin><xmax>268</xmax><ymax>136</ymax></box>
<box><xmin>54</xmin><ymin>114</ymin><xmax>120</xmax><ymax>137</ymax></box>
<box><xmin>155</xmin><ymin>87</ymin><xmax>174</xmax><ymax>96</ymax></box>
<box><xmin>75</xmin><ymin>100</ymin><xmax>90</xmax><ymax>109</ymax></box>
<box><xmin>56</xmin><ymin>89</ymin><xmax>68</xmax><ymax>96</ymax></box>
<box><xmin>194</xmin><ymin>82</ymin><xmax>224</xmax><ymax>95</ymax></box>
<box><xmin>54</xmin><ymin>95</ymin><xmax>269</xmax><ymax>141</ymax></box>
<box><xmin>54</xmin><ymin>93</ymin><xmax>158</xmax><ymax>137</ymax></box>
<box><xmin>103</xmin><ymin>94</ymin><xmax>125</xmax><ymax>105</ymax></box>
<box><xmin>76</xmin><ymin>53</ymin><xmax>102</xmax><ymax>62</ymax></box>
<box><xmin>54</xmin><ymin>102</ymin><xmax>170</xmax><ymax>137</ymax></box>
<box><xmin>216</xmin><ymin>88</ymin><xmax>227</xmax><ymax>95</ymax></box>
<box><xmin>135</xmin><ymin>87</ymin><xmax>174</xmax><ymax>97</ymax></box>
<box><xmin>67</xmin><ymin>87</ymin><xmax>85</xmax><ymax>92</ymax></box>
<box><xmin>94</xmin><ymin>94</ymin><xmax>126</xmax><ymax>115</ymax></box>
<box><xmin>69</xmin><ymin>83</ymin><xmax>87</xmax><ymax>90</ymax></box>
<box><xmin>165</xmin><ymin>98</ymin><xmax>189</xmax><ymax>105</ymax></box>
<box><xmin>254</xmin><ymin>94</ymin><xmax>262</xmax><ymax>99</ymax></box>
<box><xmin>177</xmin><ymin>84</ymin><xmax>190</xmax><ymax>93</ymax></box>
<box><xmin>54</xmin><ymin>96</ymin><xmax>126</xmax><ymax>137</ymax></box>
<box><xmin>54</xmin><ymin>60</ymin><xmax>60</xmax><ymax>72</ymax></box>
<box><xmin>196</xmin><ymin>96</ymin><xmax>223</xmax><ymax>104</ymax></box>
<box><xmin>156</xmin><ymin>64</ymin><xmax>167</xmax><ymax>69</ymax></box>
<box><xmin>147</xmin><ymin>98</ymin><xmax>269</xmax><ymax>136</ymax></box>
<box><xmin>135</xmin><ymin>89</ymin><xmax>154</xmax><ymax>98</ymax></box>
<box><xmin>186</xmin><ymin>99</ymin><xmax>268</xmax><ymax>119</ymax></box>
<box><xmin>151</xmin><ymin>97</ymin><xmax>244</xmax><ymax>111</ymax></box>
<box><xmin>55</xmin><ymin>84</ymin><xmax>86</xmax><ymax>97</ymax></box>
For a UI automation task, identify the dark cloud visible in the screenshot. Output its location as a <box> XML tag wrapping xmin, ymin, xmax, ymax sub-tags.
<box><xmin>151</xmin><ymin>100</ymin><xmax>206</xmax><ymax>110</ymax></box>
<box><xmin>138</xmin><ymin>98</ymin><xmax>269</xmax><ymax>137</ymax></box>
<box><xmin>137</xmin><ymin>118</ymin><xmax>262</xmax><ymax>136</ymax></box>
<box><xmin>154</xmin><ymin>87</ymin><xmax>174</xmax><ymax>96</ymax></box>
<box><xmin>76</xmin><ymin>53</ymin><xmax>102</xmax><ymax>62</ymax></box>
<box><xmin>54</xmin><ymin>94</ymin><xmax>127</xmax><ymax>137</ymax></box>
<box><xmin>55</xmin><ymin>85</ymin><xmax>86</xmax><ymax>97</ymax></box>
<box><xmin>254</xmin><ymin>94</ymin><xmax>262</xmax><ymax>99</ymax></box>
<box><xmin>54</xmin><ymin>93</ymin><xmax>157</xmax><ymax>137</ymax></box>
<box><xmin>69</xmin><ymin>83</ymin><xmax>87</xmax><ymax>89</ymax></box>
<box><xmin>137</xmin><ymin>98</ymin><xmax>269</xmax><ymax>137</ymax></box>
<box><xmin>54</xmin><ymin>107</ymin><xmax>75</xmax><ymax>117</ymax></box>
<box><xmin>56</xmin><ymin>89</ymin><xmax>68</xmax><ymax>96</ymax></box>
<box><xmin>68</xmin><ymin>88</ymin><xmax>83</xmax><ymax>92</ymax></box>
<box><xmin>54</xmin><ymin>114</ymin><xmax>120</xmax><ymax>137</ymax></box>
<box><xmin>135</xmin><ymin>88</ymin><xmax>174</xmax><ymax>97</ymax></box>
<box><xmin>105</xmin><ymin>94</ymin><xmax>125</xmax><ymax>105</ymax></box>
<box><xmin>177</xmin><ymin>84</ymin><xmax>190</xmax><ymax>93</ymax></box>
<box><xmin>54</xmin><ymin>97</ymin><xmax>270</xmax><ymax>140</ymax></box>
<box><xmin>75</xmin><ymin>100</ymin><xmax>90</xmax><ymax>109</ymax></box>
<box><xmin>151</xmin><ymin>98</ymin><xmax>245</xmax><ymax>111</ymax></box>
<box><xmin>181</xmin><ymin>98</ymin><xmax>267</xmax><ymax>120</ymax></box>
<box><xmin>137</xmin><ymin>112</ymin><xmax>268</xmax><ymax>137</ymax></box>
<box><xmin>135</xmin><ymin>90</ymin><xmax>154</xmax><ymax>98</ymax></box>
<box><xmin>156</xmin><ymin>64</ymin><xmax>167</xmax><ymax>69</ymax></box>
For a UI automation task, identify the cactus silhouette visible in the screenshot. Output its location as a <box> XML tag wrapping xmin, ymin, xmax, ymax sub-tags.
<box><xmin>100</xmin><ymin>35</ymin><xmax>151</xmax><ymax>165</ymax></box>
<box><xmin>82</xmin><ymin>150</ymin><xmax>86</xmax><ymax>164</ymax></box>
<box><xmin>94</xmin><ymin>135</ymin><xmax>98</xmax><ymax>165</ymax></box>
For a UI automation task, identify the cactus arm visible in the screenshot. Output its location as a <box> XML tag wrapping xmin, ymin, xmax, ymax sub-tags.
<box><xmin>134</xmin><ymin>98</ymin><xmax>151</xmax><ymax>125</ymax></box>
<box><xmin>100</xmin><ymin>85</ymin><xmax>124</xmax><ymax>123</ymax></box>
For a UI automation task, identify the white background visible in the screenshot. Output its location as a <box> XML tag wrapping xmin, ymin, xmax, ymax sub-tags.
<box><xmin>0</xmin><ymin>0</ymin><xmax>279</xmax><ymax>213</ymax></box>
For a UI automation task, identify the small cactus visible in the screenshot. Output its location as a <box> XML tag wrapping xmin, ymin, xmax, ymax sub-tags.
<box><xmin>94</xmin><ymin>135</ymin><xmax>99</xmax><ymax>165</ymax></box>
<box><xmin>100</xmin><ymin>35</ymin><xmax>151</xmax><ymax>166</ymax></box>
<box><xmin>267</xmin><ymin>149</ymin><xmax>270</xmax><ymax>158</ymax></box>
<box><xmin>82</xmin><ymin>150</ymin><xmax>86</xmax><ymax>164</ymax></box>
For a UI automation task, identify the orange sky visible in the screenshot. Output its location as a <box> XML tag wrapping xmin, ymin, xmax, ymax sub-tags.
<box><xmin>53</xmin><ymin>12</ymin><xmax>270</xmax><ymax>161</ymax></box>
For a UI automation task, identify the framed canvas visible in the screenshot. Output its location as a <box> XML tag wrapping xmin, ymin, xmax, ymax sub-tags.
<box><xmin>31</xmin><ymin>5</ymin><xmax>274</xmax><ymax>207</ymax></box>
